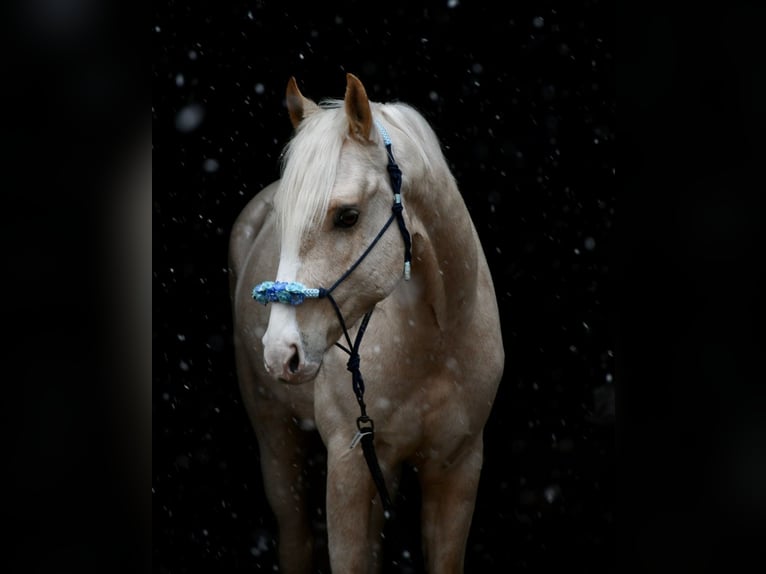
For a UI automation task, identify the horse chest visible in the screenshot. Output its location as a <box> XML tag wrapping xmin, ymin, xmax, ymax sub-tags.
<box><xmin>313</xmin><ymin>344</ymin><xmax>470</xmax><ymax>455</ymax></box>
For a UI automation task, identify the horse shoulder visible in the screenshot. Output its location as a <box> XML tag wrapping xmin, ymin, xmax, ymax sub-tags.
<box><xmin>228</xmin><ymin>181</ymin><xmax>279</xmax><ymax>299</ymax></box>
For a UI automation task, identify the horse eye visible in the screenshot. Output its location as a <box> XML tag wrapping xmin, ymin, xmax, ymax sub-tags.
<box><xmin>334</xmin><ymin>208</ymin><xmax>359</xmax><ymax>228</ymax></box>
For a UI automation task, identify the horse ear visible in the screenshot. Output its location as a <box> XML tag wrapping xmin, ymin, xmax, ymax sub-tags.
<box><xmin>285</xmin><ymin>76</ymin><xmax>318</xmax><ymax>129</ymax></box>
<box><xmin>344</xmin><ymin>73</ymin><xmax>373</xmax><ymax>141</ymax></box>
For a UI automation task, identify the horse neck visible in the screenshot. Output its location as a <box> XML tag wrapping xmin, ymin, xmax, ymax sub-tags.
<box><xmin>406</xmin><ymin>170</ymin><xmax>480</xmax><ymax>332</ymax></box>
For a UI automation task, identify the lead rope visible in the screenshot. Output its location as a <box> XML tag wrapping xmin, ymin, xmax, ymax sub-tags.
<box><xmin>323</xmin><ymin>296</ymin><xmax>395</xmax><ymax>517</ymax></box>
<box><xmin>252</xmin><ymin>118</ymin><xmax>408</xmax><ymax>518</ymax></box>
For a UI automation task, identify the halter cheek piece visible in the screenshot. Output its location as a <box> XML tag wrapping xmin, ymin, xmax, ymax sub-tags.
<box><xmin>251</xmin><ymin>119</ymin><xmax>412</xmax><ymax>517</ymax></box>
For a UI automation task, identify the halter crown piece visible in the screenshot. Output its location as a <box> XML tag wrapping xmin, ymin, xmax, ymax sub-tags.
<box><xmin>250</xmin><ymin>118</ymin><xmax>412</xmax><ymax>518</ymax></box>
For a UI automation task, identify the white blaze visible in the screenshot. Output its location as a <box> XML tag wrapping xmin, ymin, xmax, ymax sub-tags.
<box><xmin>261</xmin><ymin>244</ymin><xmax>303</xmax><ymax>371</ymax></box>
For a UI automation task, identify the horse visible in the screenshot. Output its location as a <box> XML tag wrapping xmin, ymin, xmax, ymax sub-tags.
<box><xmin>228</xmin><ymin>73</ymin><xmax>504</xmax><ymax>573</ymax></box>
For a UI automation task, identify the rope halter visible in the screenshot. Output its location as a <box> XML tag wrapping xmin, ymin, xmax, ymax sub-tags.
<box><xmin>251</xmin><ymin>118</ymin><xmax>411</xmax><ymax>518</ymax></box>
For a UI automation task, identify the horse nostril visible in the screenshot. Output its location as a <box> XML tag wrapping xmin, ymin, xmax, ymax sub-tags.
<box><xmin>288</xmin><ymin>346</ymin><xmax>300</xmax><ymax>374</ymax></box>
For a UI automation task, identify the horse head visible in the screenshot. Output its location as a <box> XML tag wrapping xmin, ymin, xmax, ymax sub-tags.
<box><xmin>260</xmin><ymin>74</ymin><xmax>412</xmax><ymax>383</ymax></box>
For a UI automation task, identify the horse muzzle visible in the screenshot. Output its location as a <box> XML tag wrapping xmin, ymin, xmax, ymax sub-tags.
<box><xmin>262</xmin><ymin>336</ymin><xmax>321</xmax><ymax>384</ymax></box>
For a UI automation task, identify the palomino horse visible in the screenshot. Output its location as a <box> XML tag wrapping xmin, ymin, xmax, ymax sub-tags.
<box><xmin>229</xmin><ymin>73</ymin><xmax>504</xmax><ymax>573</ymax></box>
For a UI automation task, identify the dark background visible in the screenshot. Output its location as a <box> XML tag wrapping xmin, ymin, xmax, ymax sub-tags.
<box><xmin>4</xmin><ymin>0</ymin><xmax>764</xmax><ymax>572</ymax></box>
<box><xmin>153</xmin><ymin>1</ymin><xmax>616</xmax><ymax>573</ymax></box>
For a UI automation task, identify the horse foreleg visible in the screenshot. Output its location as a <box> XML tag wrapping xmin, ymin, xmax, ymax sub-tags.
<box><xmin>235</xmin><ymin>333</ymin><xmax>315</xmax><ymax>573</ymax></box>
<box><xmin>251</xmin><ymin>408</ymin><xmax>315</xmax><ymax>574</ymax></box>
<box><xmin>325</xmin><ymin>438</ymin><xmax>383</xmax><ymax>574</ymax></box>
<box><xmin>418</xmin><ymin>436</ymin><xmax>484</xmax><ymax>574</ymax></box>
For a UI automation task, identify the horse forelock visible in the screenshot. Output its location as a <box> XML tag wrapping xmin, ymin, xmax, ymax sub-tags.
<box><xmin>275</xmin><ymin>101</ymin><xmax>347</xmax><ymax>250</ymax></box>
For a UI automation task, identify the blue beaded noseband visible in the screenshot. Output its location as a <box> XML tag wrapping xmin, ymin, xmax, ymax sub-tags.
<box><xmin>251</xmin><ymin>119</ymin><xmax>412</xmax><ymax>517</ymax></box>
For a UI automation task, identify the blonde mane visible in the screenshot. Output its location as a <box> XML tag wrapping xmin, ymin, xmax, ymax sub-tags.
<box><xmin>275</xmin><ymin>99</ymin><xmax>342</xmax><ymax>247</ymax></box>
